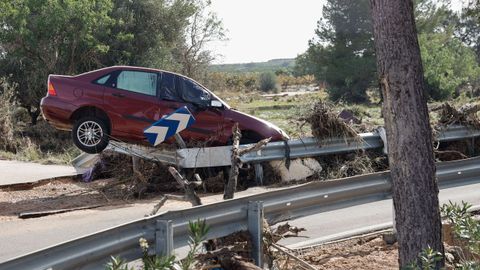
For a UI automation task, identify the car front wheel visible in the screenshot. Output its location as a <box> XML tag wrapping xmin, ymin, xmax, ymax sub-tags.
<box><xmin>72</xmin><ymin>116</ymin><xmax>109</xmax><ymax>154</ymax></box>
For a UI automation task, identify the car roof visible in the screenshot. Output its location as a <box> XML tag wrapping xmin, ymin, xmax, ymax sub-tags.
<box><xmin>74</xmin><ymin>66</ymin><xmax>230</xmax><ymax>109</ymax></box>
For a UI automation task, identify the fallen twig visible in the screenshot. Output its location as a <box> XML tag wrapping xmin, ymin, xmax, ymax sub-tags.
<box><xmin>271</xmin><ymin>243</ymin><xmax>317</xmax><ymax>270</ymax></box>
<box><xmin>147</xmin><ymin>194</ymin><xmax>193</xmax><ymax>216</ymax></box>
<box><xmin>168</xmin><ymin>167</ymin><xmax>202</xmax><ymax>206</ymax></box>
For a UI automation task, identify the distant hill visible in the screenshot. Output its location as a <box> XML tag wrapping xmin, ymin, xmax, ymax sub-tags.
<box><xmin>210</xmin><ymin>58</ymin><xmax>295</xmax><ymax>73</ymax></box>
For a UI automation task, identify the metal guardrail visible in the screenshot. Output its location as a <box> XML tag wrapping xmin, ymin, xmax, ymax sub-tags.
<box><xmin>3</xmin><ymin>156</ymin><xmax>480</xmax><ymax>270</ymax></box>
<box><xmin>71</xmin><ymin>125</ymin><xmax>480</xmax><ymax>169</ymax></box>
<box><xmin>436</xmin><ymin>125</ymin><xmax>480</xmax><ymax>142</ymax></box>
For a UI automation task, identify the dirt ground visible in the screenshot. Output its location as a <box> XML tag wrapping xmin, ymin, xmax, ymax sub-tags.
<box><xmin>0</xmin><ymin>177</ymin><xmax>128</xmax><ymax>221</ymax></box>
<box><xmin>291</xmin><ymin>234</ymin><xmax>399</xmax><ymax>270</ymax></box>
<box><xmin>0</xmin><ymin>176</ymin><xmax>275</xmax><ymax>222</ymax></box>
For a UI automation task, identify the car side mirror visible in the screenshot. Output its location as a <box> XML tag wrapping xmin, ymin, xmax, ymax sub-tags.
<box><xmin>210</xmin><ymin>100</ymin><xmax>223</xmax><ymax>108</ymax></box>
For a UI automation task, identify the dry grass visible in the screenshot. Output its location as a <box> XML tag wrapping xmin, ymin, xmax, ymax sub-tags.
<box><xmin>300</xmin><ymin>101</ymin><xmax>359</xmax><ymax>141</ymax></box>
<box><xmin>0</xmin><ymin>79</ymin><xmax>18</xmax><ymax>153</ymax></box>
<box><xmin>432</xmin><ymin>102</ymin><xmax>480</xmax><ymax>128</ymax></box>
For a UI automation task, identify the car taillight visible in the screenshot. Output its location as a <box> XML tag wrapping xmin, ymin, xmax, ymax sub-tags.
<box><xmin>48</xmin><ymin>81</ymin><xmax>57</xmax><ymax>96</ymax></box>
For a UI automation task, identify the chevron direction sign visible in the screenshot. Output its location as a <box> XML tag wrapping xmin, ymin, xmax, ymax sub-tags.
<box><xmin>144</xmin><ymin>106</ymin><xmax>195</xmax><ymax>146</ymax></box>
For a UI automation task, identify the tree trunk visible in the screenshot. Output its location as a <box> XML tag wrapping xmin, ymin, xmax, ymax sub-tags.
<box><xmin>27</xmin><ymin>106</ymin><xmax>40</xmax><ymax>126</ymax></box>
<box><xmin>369</xmin><ymin>0</ymin><xmax>444</xmax><ymax>268</ymax></box>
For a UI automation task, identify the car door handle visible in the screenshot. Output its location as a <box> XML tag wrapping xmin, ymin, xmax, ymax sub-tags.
<box><xmin>112</xmin><ymin>93</ymin><xmax>125</xmax><ymax>98</ymax></box>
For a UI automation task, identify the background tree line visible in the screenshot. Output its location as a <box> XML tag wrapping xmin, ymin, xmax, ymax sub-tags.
<box><xmin>294</xmin><ymin>0</ymin><xmax>480</xmax><ymax>103</ymax></box>
<box><xmin>0</xmin><ymin>0</ymin><xmax>224</xmax><ymax>124</ymax></box>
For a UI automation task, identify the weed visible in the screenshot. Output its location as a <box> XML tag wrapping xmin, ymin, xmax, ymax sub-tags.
<box><xmin>404</xmin><ymin>246</ymin><xmax>443</xmax><ymax>270</ymax></box>
<box><xmin>105</xmin><ymin>219</ymin><xmax>209</xmax><ymax>270</ymax></box>
<box><xmin>441</xmin><ymin>201</ymin><xmax>480</xmax><ymax>268</ymax></box>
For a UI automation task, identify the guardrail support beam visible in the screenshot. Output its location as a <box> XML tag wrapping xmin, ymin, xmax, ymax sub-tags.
<box><xmin>248</xmin><ymin>201</ymin><xmax>264</xmax><ymax>267</ymax></box>
<box><xmin>155</xmin><ymin>220</ymin><xmax>173</xmax><ymax>256</ymax></box>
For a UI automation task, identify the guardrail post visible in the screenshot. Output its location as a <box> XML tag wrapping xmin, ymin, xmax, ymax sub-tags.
<box><xmin>248</xmin><ymin>201</ymin><xmax>264</xmax><ymax>267</ymax></box>
<box><xmin>254</xmin><ymin>163</ymin><xmax>264</xmax><ymax>186</ymax></box>
<box><xmin>377</xmin><ymin>127</ymin><xmax>388</xmax><ymax>154</ymax></box>
<box><xmin>156</xmin><ymin>220</ymin><xmax>173</xmax><ymax>256</ymax></box>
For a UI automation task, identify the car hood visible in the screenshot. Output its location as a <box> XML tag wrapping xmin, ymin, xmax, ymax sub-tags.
<box><xmin>224</xmin><ymin>109</ymin><xmax>290</xmax><ymax>141</ymax></box>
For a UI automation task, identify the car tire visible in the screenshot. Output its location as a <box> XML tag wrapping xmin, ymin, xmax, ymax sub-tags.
<box><xmin>72</xmin><ymin>116</ymin><xmax>110</xmax><ymax>154</ymax></box>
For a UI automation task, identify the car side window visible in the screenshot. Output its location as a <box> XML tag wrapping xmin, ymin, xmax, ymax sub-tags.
<box><xmin>176</xmin><ymin>76</ymin><xmax>210</xmax><ymax>103</ymax></box>
<box><xmin>160</xmin><ymin>72</ymin><xmax>181</xmax><ymax>101</ymax></box>
<box><xmin>116</xmin><ymin>70</ymin><xmax>158</xmax><ymax>96</ymax></box>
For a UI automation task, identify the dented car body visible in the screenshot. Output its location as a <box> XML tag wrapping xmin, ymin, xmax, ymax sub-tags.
<box><xmin>41</xmin><ymin>66</ymin><xmax>288</xmax><ymax>153</ymax></box>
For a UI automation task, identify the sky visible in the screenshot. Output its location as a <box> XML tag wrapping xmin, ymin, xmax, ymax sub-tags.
<box><xmin>208</xmin><ymin>0</ymin><xmax>326</xmax><ymax>64</ymax></box>
<box><xmin>208</xmin><ymin>0</ymin><xmax>466</xmax><ymax>65</ymax></box>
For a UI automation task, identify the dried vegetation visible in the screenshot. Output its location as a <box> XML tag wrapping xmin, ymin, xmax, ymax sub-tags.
<box><xmin>300</xmin><ymin>101</ymin><xmax>358</xmax><ymax>141</ymax></box>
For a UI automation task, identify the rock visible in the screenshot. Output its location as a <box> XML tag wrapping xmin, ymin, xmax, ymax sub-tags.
<box><xmin>269</xmin><ymin>158</ymin><xmax>322</xmax><ymax>182</ymax></box>
<box><xmin>338</xmin><ymin>109</ymin><xmax>361</xmax><ymax>125</ymax></box>
<box><xmin>382</xmin><ymin>232</ymin><xmax>397</xmax><ymax>245</ymax></box>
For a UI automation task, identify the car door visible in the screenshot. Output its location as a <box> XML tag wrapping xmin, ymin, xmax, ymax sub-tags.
<box><xmin>158</xmin><ymin>72</ymin><xmax>226</xmax><ymax>145</ymax></box>
<box><xmin>102</xmin><ymin>69</ymin><xmax>162</xmax><ymax>141</ymax></box>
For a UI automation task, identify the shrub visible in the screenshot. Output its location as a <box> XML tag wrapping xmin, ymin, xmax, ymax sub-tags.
<box><xmin>0</xmin><ymin>78</ymin><xmax>18</xmax><ymax>152</ymax></box>
<box><xmin>258</xmin><ymin>72</ymin><xmax>277</xmax><ymax>92</ymax></box>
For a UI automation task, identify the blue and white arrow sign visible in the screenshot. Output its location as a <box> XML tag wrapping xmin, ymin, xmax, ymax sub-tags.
<box><xmin>144</xmin><ymin>106</ymin><xmax>195</xmax><ymax>146</ymax></box>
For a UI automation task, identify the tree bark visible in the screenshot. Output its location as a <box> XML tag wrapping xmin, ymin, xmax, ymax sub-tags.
<box><xmin>224</xmin><ymin>123</ymin><xmax>241</xmax><ymax>200</ymax></box>
<box><xmin>369</xmin><ymin>0</ymin><xmax>444</xmax><ymax>268</ymax></box>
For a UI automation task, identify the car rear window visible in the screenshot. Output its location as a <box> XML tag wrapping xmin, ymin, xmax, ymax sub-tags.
<box><xmin>95</xmin><ymin>74</ymin><xmax>111</xmax><ymax>85</ymax></box>
<box><xmin>116</xmin><ymin>71</ymin><xmax>157</xmax><ymax>96</ymax></box>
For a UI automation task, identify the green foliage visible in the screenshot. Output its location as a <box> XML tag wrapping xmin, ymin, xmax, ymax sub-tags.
<box><xmin>104</xmin><ymin>219</ymin><xmax>209</xmax><ymax>270</ymax></box>
<box><xmin>457</xmin><ymin>1</ymin><xmax>480</xmax><ymax>62</ymax></box>
<box><xmin>295</xmin><ymin>0</ymin><xmax>376</xmax><ymax>103</ymax></box>
<box><xmin>138</xmin><ymin>237</ymin><xmax>176</xmax><ymax>270</ymax></box>
<box><xmin>415</xmin><ymin>0</ymin><xmax>457</xmax><ymax>34</ymax></box>
<box><xmin>181</xmin><ymin>219</ymin><xmax>210</xmax><ymax>270</ymax></box>
<box><xmin>0</xmin><ymin>0</ymin><xmax>113</xmax><ymax>123</ymax></box>
<box><xmin>258</xmin><ymin>72</ymin><xmax>277</xmax><ymax>92</ymax></box>
<box><xmin>100</xmin><ymin>0</ymin><xmax>195</xmax><ymax>70</ymax></box>
<box><xmin>403</xmin><ymin>246</ymin><xmax>443</xmax><ymax>270</ymax></box>
<box><xmin>296</xmin><ymin>0</ymin><xmax>480</xmax><ymax>103</ymax></box>
<box><xmin>105</xmin><ymin>256</ymin><xmax>133</xmax><ymax>270</ymax></box>
<box><xmin>0</xmin><ymin>0</ymin><xmax>225</xmax><ymax>124</ymax></box>
<box><xmin>0</xmin><ymin>78</ymin><xmax>17</xmax><ymax>152</ymax></box>
<box><xmin>419</xmin><ymin>33</ymin><xmax>480</xmax><ymax>100</ymax></box>
<box><xmin>441</xmin><ymin>201</ymin><xmax>480</xmax><ymax>257</ymax></box>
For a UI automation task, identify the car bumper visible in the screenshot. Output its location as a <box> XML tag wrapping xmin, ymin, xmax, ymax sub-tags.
<box><xmin>40</xmin><ymin>96</ymin><xmax>77</xmax><ymax>131</ymax></box>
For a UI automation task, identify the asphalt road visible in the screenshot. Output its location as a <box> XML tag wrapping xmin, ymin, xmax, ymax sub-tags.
<box><xmin>279</xmin><ymin>179</ymin><xmax>480</xmax><ymax>248</ymax></box>
<box><xmin>0</xmin><ymin>160</ymin><xmax>80</xmax><ymax>186</ymax></box>
<box><xmin>1</xmin><ymin>178</ymin><xmax>479</xmax><ymax>263</ymax></box>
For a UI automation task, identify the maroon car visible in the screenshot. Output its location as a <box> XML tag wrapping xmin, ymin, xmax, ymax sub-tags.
<box><xmin>41</xmin><ymin>66</ymin><xmax>288</xmax><ymax>154</ymax></box>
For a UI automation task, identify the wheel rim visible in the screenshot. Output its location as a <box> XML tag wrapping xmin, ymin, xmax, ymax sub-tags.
<box><xmin>77</xmin><ymin>121</ymin><xmax>104</xmax><ymax>147</ymax></box>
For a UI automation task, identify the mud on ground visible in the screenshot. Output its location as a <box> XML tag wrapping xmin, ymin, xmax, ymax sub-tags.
<box><xmin>292</xmin><ymin>234</ymin><xmax>399</xmax><ymax>270</ymax></box>
<box><xmin>0</xmin><ymin>177</ymin><xmax>142</xmax><ymax>221</ymax></box>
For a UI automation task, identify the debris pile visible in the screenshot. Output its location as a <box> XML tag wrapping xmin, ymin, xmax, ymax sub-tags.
<box><xmin>84</xmin><ymin>151</ymin><xmax>178</xmax><ymax>199</ymax></box>
<box><xmin>431</xmin><ymin>102</ymin><xmax>480</xmax><ymax>161</ymax></box>
<box><xmin>316</xmin><ymin>151</ymin><xmax>389</xmax><ymax>180</ymax></box>
<box><xmin>195</xmin><ymin>221</ymin><xmax>307</xmax><ymax>270</ymax></box>
<box><xmin>196</xmin><ymin>231</ymin><xmax>258</xmax><ymax>269</ymax></box>
<box><xmin>300</xmin><ymin>101</ymin><xmax>358</xmax><ymax>141</ymax></box>
<box><xmin>432</xmin><ymin>102</ymin><xmax>480</xmax><ymax>128</ymax></box>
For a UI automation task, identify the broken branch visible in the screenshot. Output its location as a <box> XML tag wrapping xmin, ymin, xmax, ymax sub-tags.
<box><xmin>168</xmin><ymin>167</ymin><xmax>202</xmax><ymax>206</ymax></box>
<box><xmin>271</xmin><ymin>243</ymin><xmax>317</xmax><ymax>270</ymax></box>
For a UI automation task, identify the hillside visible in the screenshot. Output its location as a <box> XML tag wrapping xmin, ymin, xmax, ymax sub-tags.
<box><xmin>210</xmin><ymin>58</ymin><xmax>295</xmax><ymax>73</ymax></box>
